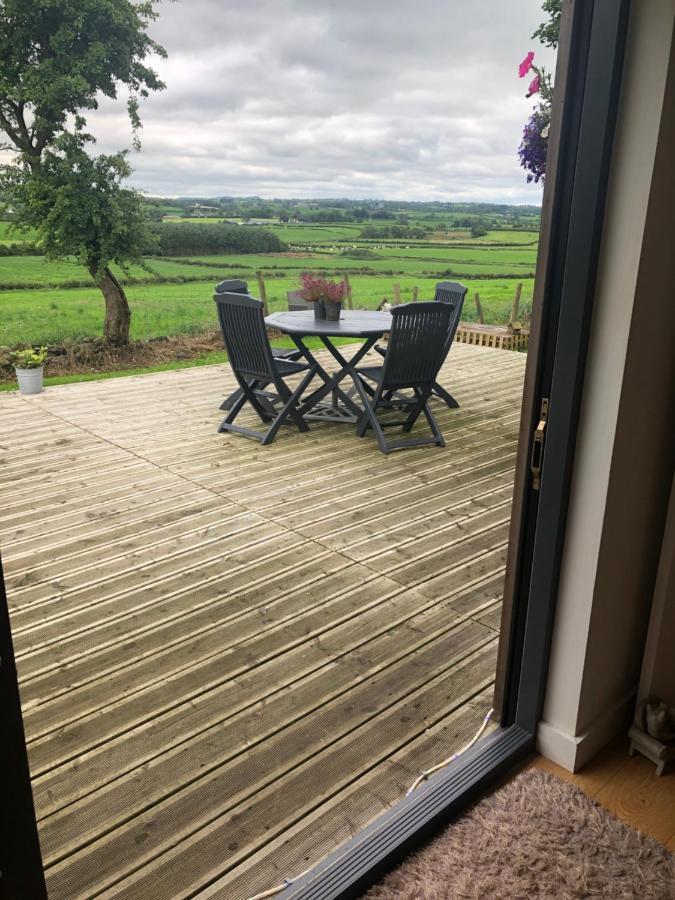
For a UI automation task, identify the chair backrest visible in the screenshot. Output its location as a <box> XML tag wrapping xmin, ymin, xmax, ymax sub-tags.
<box><xmin>287</xmin><ymin>290</ymin><xmax>313</xmax><ymax>311</ymax></box>
<box><xmin>215</xmin><ymin>278</ymin><xmax>248</xmax><ymax>295</ymax></box>
<box><xmin>214</xmin><ymin>291</ymin><xmax>276</xmax><ymax>381</ymax></box>
<box><xmin>380</xmin><ymin>302</ymin><xmax>454</xmax><ymax>390</ymax></box>
<box><xmin>434</xmin><ymin>281</ymin><xmax>467</xmax><ymax>350</ymax></box>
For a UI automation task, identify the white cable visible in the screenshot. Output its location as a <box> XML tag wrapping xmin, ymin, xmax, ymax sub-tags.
<box><xmin>246</xmin><ymin>866</ymin><xmax>313</xmax><ymax>900</ymax></box>
<box><xmin>406</xmin><ymin>708</ymin><xmax>494</xmax><ymax>796</ymax></box>
<box><xmin>247</xmin><ymin>709</ymin><xmax>493</xmax><ymax>900</ymax></box>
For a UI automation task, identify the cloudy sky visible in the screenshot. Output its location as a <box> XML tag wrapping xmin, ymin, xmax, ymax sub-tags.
<box><xmin>89</xmin><ymin>0</ymin><xmax>556</xmax><ymax>203</ymax></box>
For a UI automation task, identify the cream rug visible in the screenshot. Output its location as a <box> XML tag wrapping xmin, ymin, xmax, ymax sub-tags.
<box><xmin>364</xmin><ymin>769</ymin><xmax>674</xmax><ymax>899</ymax></box>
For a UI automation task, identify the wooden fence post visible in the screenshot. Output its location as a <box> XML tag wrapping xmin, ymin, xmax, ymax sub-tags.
<box><xmin>343</xmin><ymin>273</ymin><xmax>353</xmax><ymax>309</ymax></box>
<box><xmin>392</xmin><ymin>283</ymin><xmax>402</xmax><ymax>305</ymax></box>
<box><xmin>474</xmin><ymin>292</ymin><xmax>485</xmax><ymax>324</ymax></box>
<box><xmin>256</xmin><ymin>271</ymin><xmax>269</xmax><ymax>315</ymax></box>
<box><xmin>510</xmin><ymin>282</ymin><xmax>523</xmax><ymax>324</ymax></box>
<box><xmin>412</xmin><ymin>286</ymin><xmax>419</xmax><ymax>302</ymax></box>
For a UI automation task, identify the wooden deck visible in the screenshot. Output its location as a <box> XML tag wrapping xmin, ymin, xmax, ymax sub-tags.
<box><xmin>0</xmin><ymin>342</ymin><xmax>526</xmax><ymax>899</ymax></box>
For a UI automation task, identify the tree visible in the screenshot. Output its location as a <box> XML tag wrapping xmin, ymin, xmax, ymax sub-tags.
<box><xmin>0</xmin><ymin>0</ymin><xmax>166</xmax><ymax>344</ymax></box>
<box><xmin>532</xmin><ymin>0</ymin><xmax>562</xmax><ymax>49</ymax></box>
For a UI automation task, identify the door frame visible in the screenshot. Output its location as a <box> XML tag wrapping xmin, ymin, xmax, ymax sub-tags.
<box><xmin>0</xmin><ymin>557</ymin><xmax>48</xmax><ymax>897</ymax></box>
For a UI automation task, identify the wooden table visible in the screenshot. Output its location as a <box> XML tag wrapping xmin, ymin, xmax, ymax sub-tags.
<box><xmin>265</xmin><ymin>310</ymin><xmax>392</xmax><ymax>423</ymax></box>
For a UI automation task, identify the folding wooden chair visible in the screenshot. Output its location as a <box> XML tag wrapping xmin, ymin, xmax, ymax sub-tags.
<box><xmin>214</xmin><ymin>291</ymin><xmax>318</xmax><ymax>445</ymax></box>
<box><xmin>430</xmin><ymin>280</ymin><xmax>467</xmax><ymax>408</ymax></box>
<box><xmin>373</xmin><ymin>281</ymin><xmax>467</xmax><ymax>409</ymax></box>
<box><xmin>353</xmin><ymin>302</ymin><xmax>454</xmax><ymax>454</ymax></box>
<box><xmin>215</xmin><ymin>279</ymin><xmax>302</xmax><ymax>411</ymax></box>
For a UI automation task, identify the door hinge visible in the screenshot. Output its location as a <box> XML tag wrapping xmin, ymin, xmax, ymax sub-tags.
<box><xmin>530</xmin><ymin>397</ymin><xmax>549</xmax><ymax>490</ymax></box>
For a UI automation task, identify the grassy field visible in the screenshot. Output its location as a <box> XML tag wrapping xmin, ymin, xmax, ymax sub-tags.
<box><xmin>0</xmin><ymin>222</ymin><xmax>539</xmax><ymax>365</ymax></box>
<box><xmin>1</xmin><ymin>276</ymin><xmax>533</xmax><ymax>346</ymax></box>
<box><xmin>0</xmin><ymin>248</ymin><xmax>536</xmax><ymax>287</ymax></box>
<box><xmin>0</xmin><ymin>256</ymin><xmax>240</xmax><ymax>287</ymax></box>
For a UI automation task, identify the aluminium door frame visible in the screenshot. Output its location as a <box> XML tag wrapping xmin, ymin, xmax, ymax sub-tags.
<box><xmin>0</xmin><ymin>557</ymin><xmax>48</xmax><ymax>897</ymax></box>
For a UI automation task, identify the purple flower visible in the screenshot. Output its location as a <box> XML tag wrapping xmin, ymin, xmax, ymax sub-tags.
<box><xmin>518</xmin><ymin>108</ymin><xmax>549</xmax><ymax>184</ymax></box>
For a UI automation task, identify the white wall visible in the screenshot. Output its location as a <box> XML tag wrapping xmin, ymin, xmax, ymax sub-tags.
<box><xmin>537</xmin><ymin>0</ymin><xmax>675</xmax><ymax>771</ymax></box>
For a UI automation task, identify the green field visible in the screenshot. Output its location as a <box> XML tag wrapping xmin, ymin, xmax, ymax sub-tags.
<box><xmin>0</xmin><ymin>256</ymin><xmax>240</xmax><ymax>288</ymax></box>
<box><xmin>0</xmin><ymin>217</ymin><xmax>539</xmax><ymax>357</ymax></box>
<box><xmin>1</xmin><ymin>276</ymin><xmax>533</xmax><ymax>347</ymax></box>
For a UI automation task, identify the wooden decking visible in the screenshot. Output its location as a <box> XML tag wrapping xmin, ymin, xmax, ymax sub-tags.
<box><xmin>0</xmin><ymin>342</ymin><xmax>526</xmax><ymax>899</ymax></box>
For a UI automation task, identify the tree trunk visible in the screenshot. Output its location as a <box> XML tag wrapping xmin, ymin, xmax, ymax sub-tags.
<box><xmin>90</xmin><ymin>265</ymin><xmax>131</xmax><ymax>345</ymax></box>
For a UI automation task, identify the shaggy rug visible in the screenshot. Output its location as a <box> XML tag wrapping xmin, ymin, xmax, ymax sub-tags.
<box><xmin>364</xmin><ymin>769</ymin><xmax>674</xmax><ymax>899</ymax></box>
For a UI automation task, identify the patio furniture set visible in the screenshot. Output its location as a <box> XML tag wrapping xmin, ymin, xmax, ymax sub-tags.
<box><xmin>214</xmin><ymin>280</ymin><xmax>467</xmax><ymax>454</ymax></box>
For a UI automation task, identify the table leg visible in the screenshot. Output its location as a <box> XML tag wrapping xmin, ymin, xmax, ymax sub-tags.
<box><xmin>286</xmin><ymin>333</ymin><xmax>381</xmax><ymax>422</ymax></box>
<box><xmin>299</xmin><ymin>336</ymin><xmax>378</xmax><ymax>420</ymax></box>
<box><xmin>292</xmin><ymin>344</ymin><xmax>362</xmax><ymax>420</ymax></box>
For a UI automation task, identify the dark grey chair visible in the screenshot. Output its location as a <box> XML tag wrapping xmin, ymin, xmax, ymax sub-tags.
<box><xmin>216</xmin><ymin>279</ymin><xmax>301</xmax><ymax>411</ymax></box>
<box><xmin>430</xmin><ymin>280</ymin><xmax>467</xmax><ymax>408</ymax></box>
<box><xmin>353</xmin><ymin>302</ymin><xmax>454</xmax><ymax>454</ymax></box>
<box><xmin>374</xmin><ymin>280</ymin><xmax>467</xmax><ymax>409</ymax></box>
<box><xmin>215</xmin><ymin>291</ymin><xmax>318</xmax><ymax>445</ymax></box>
<box><xmin>287</xmin><ymin>290</ymin><xmax>314</xmax><ymax>312</ymax></box>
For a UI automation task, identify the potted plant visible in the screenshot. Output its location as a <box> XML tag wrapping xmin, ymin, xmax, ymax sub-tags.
<box><xmin>10</xmin><ymin>346</ymin><xmax>48</xmax><ymax>395</ymax></box>
<box><xmin>298</xmin><ymin>273</ymin><xmax>347</xmax><ymax>321</ymax></box>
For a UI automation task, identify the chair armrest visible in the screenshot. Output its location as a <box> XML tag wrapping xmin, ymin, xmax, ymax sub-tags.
<box><xmin>272</xmin><ymin>347</ymin><xmax>303</xmax><ymax>362</ymax></box>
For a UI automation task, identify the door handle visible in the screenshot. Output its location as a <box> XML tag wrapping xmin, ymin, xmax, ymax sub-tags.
<box><xmin>530</xmin><ymin>397</ymin><xmax>549</xmax><ymax>490</ymax></box>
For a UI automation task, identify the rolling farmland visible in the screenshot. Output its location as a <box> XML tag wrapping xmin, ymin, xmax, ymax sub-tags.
<box><xmin>0</xmin><ymin>207</ymin><xmax>539</xmax><ymax>381</ymax></box>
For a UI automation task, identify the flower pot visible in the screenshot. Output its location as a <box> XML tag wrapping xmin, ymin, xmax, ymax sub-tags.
<box><xmin>314</xmin><ymin>299</ymin><xmax>326</xmax><ymax>320</ymax></box>
<box><xmin>325</xmin><ymin>301</ymin><xmax>341</xmax><ymax>322</ymax></box>
<box><xmin>15</xmin><ymin>366</ymin><xmax>44</xmax><ymax>395</ymax></box>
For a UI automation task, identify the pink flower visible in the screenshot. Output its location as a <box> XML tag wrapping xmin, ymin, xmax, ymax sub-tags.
<box><xmin>298</xmin><ymin>273</ymin><xmax>346</xmax><ymax>303</ymax></box>
<box><xmin>526</xmin><ymin>74</ymin><xmax>541</xmax><ymax>97</ymax></box>
<box><xmin>519</xmin><ymin>52</ymin><xmax>535</xmax><ymax>78</ymax></box>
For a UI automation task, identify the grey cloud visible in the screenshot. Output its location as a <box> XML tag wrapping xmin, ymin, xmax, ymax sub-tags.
<box><xmin>86</xmin><ymin>0</ymin><xmax>556</xmax><ymax>201</ymax></box>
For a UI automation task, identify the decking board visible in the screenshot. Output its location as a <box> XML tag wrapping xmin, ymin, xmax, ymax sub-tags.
<box><xmin>0</xmin><ymin>342</ymin><xmax>525</xmax><ymax>898</ymax></box>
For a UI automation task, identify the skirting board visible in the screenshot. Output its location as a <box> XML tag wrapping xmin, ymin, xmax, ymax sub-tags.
<box><xmin>536</xmin><ymin>690</ymin><xmax>636</xmax><ymax>772</ymax></box>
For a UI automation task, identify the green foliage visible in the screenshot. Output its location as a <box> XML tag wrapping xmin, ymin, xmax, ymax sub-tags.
<box><xmin>154</xmin><ymin>222</ymin><xmax>288</xmax><ymax>256</ymax></box>
<box><xmin>359</xmin><ymin>224</ymin><xmax>431</xmax><ymax>240</ymax></box>
<box><xmin>532</xmin><ymin>0</ymin><xmax>562</xmax><ymax>49</ymax></box>
<box><xmin>3</xmin><ymin>134</ymin><xmax>156</xmax><ymax>272</ymax></box>
<box><xmin>0</xmin><ymin>242</ymin><xmax>41</xmax><ymax>256</ymax></box>
<box><xmin>0</xmin><ymin>0</ymin><xmax>165</xmax><ymax>156</ymax></box>
<box><xmin>470</xmin><ymin>225</ymin><xmax>488</xmax><ymax>238</ymax></box>
<box><xmin>339</xmin><ymin>248</ymin><xmax>382</xmax><ymax>260</ymax></box>
<box><xmin>9</xmin><ymin>345</ymin><xmax>48</xmax><ymax>368</ymax></box>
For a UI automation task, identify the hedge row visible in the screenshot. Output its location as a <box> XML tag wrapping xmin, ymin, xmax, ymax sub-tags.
<box><xmin>152</xmin><ymin>222</ymin><xmax>287</xmax><ymax>256</ymax></box>
<box><xmin>0</xmin><ymin>242</ymin><xmax>42</xmax><ymax>256</ymax></box>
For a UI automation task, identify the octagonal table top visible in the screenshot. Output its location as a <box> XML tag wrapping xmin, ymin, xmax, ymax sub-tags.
<box><xmin>265</xmin><ymin>309</ymin><xmax>392</xmax><ymax>338</ymax></box>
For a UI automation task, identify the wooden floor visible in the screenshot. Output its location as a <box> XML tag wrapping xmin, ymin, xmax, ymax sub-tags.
<box><xmin>0</xmin><ymin>342</ymin><xmax>526</xmax><ymax>899</ymax></box>
<box><xmin>531</xmin><ymin>736</ymin><xmax>675</xmax><ymax>850</ymax></box>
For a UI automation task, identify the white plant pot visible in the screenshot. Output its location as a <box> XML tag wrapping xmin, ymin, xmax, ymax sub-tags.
<box><xmin>15</xmin><ymin>366</ymin><xmax>44</xmax><ymax>395</ymax></box>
